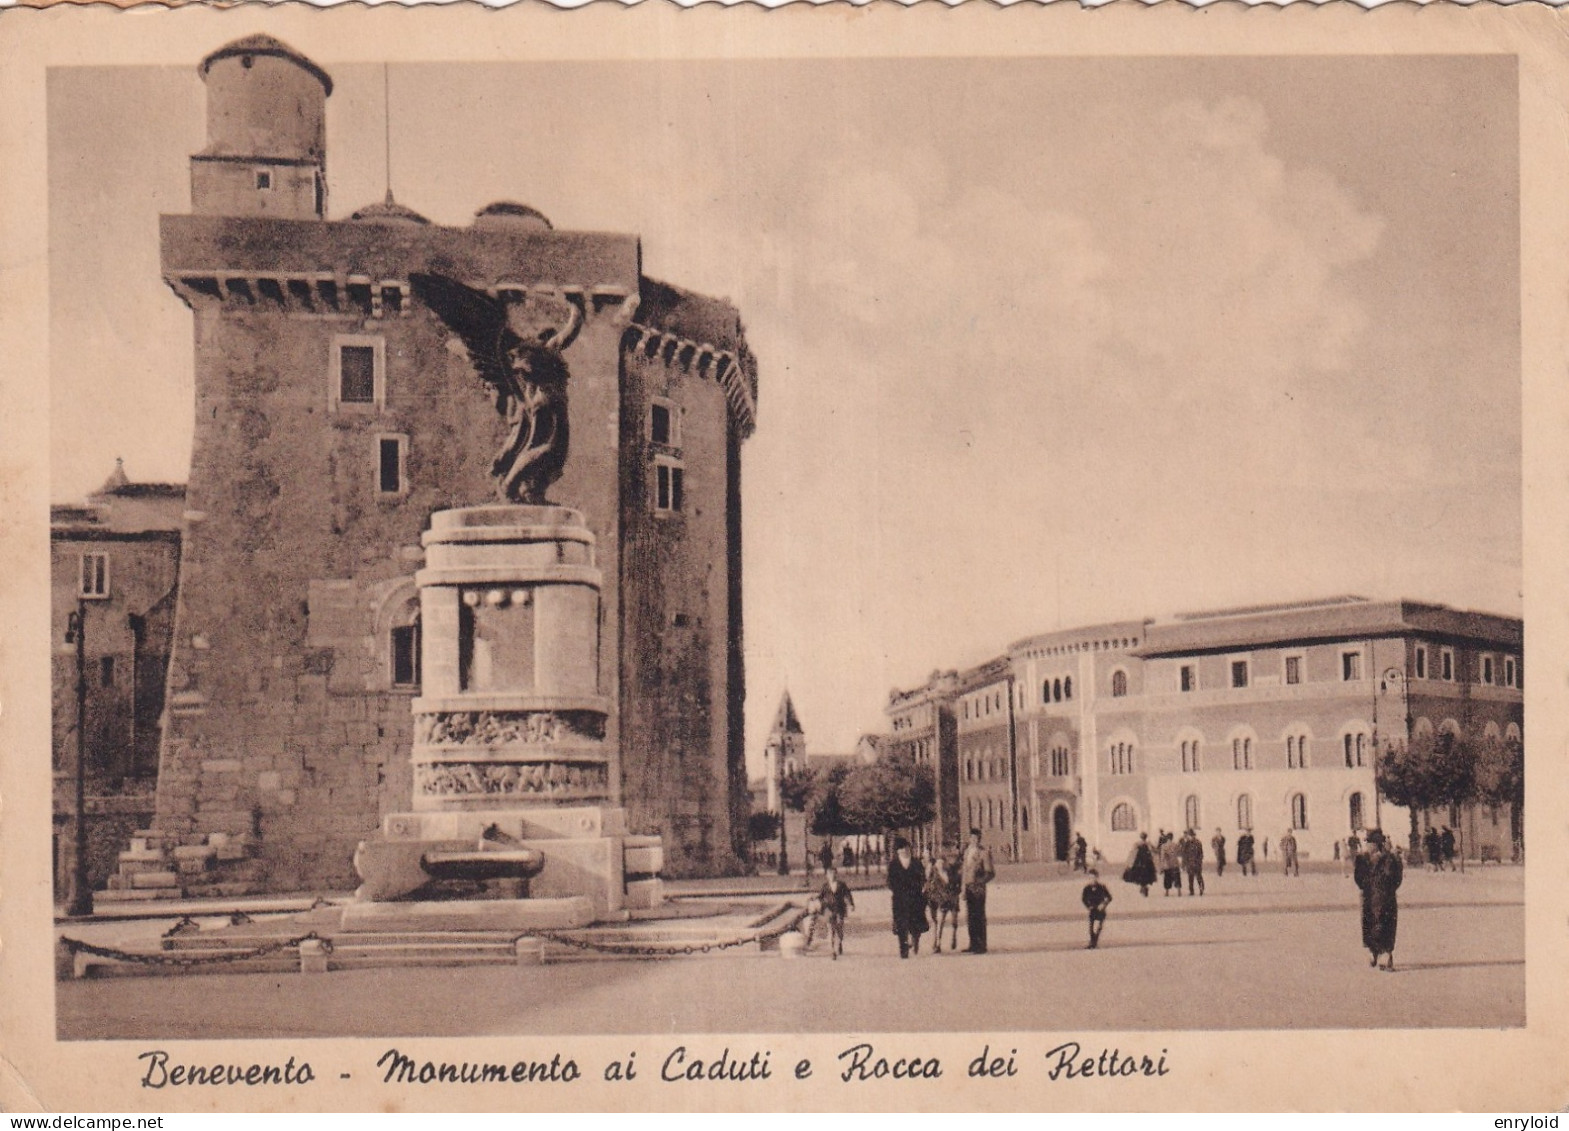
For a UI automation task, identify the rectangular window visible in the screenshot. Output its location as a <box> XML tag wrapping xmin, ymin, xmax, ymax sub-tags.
<box><xmin>1505</xmin><ymin>657</ymin><xmax>1517</xmax><ymax>688</ymax></box>
<box><xmin>649</xmin><ymin>401</ymin><xmax>679</xmax><ymax>447</ymax></box>
<box><xmin>1179</xmin><ymin>665</ymin><xmax>1195</xmax><ymax>692</ymax></box>
<box><xmin>1230</xmin><ymin>660</ymin><xmax>1249</xmax><ymax>689</ymax></box>
<box><xmin>1441</xmin><ymin>648</ymin><xmax>1454</xmax><ymax>681</ymax></box>
<box><xmin>391</xmin><ymin>624</ymin><xmax>420</xmax><ymax>688</ymax></box>
<box><xmin>1415</xmin><ymin>646</ymin><xmax>1427</xmax><ymax>680</ymax></box>
<box><xmin>255</xmin><ymin>169</ymin><xmax>273</xmax><ymax>190</ymax></box>
<box><xmin>376</xmin><ymin>435</ymin><xmax>407</xmax><ymax>495</ymax></box>
<box><xmin>1482</xmin><ymin>656</ymin><xmax>1495</xmax><ymax>685</ymax></box>
<box><xmin>654</xmin><ymin>459</ymin><xmax>684</xmax><ymax>513</ymax></box>
<box><xmin>1284</xmin><ymin>655</ymin><xmax>1302</xmax><ymax>686</ymax></box>
<box><xmin>333</xmin><ymin>335</ymin><xmax>384</xmax><ymax>409</ymax></box>
<box><xmin>79</xmin><ymin>552</ymin><xmax>109</xmax><ymax>599</ymax></box>
<box><xmin>1342</xmin><ymin>651</ymin><xmax>1363</xmax><ymax>682</ymax></box>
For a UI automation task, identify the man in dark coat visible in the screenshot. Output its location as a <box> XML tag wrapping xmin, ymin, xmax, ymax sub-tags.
<box><xmin>1211</xmin><ymin>828</ymin><xmax>1228</xmax><ymax>877</ymax></box>
<box><xmin>1354</xmin><ymin>829</ymin><xmax>1404</xmax><ymax>971</ymax></box>
<box><xmin>886</xmin><ymin>836</ymin><xmax>929</xmax><ymax>959</ymax></box>
<box><xmin>1236</xmin><ymin>830</ymin><xmax>1257</xmax><ymax>876</ymax></box>
<box><xmin>1178</xmin><ymin>829</ymin><xmax>1205</xmax><ymax>895</ymax></box>
<box><xmin>1440</xmin><ymin>826</ymin><xmax>1457</xmax><ymax>870</ymax></box>
<box><xmin>1122</xmin><ymin>832</ymin><xmax>1158</xmax><ymax>897</ymax></box>
<box><xmin>1424</xmin><ymin>826</ymin><xmax>1443</xmax><ymax>872</ymax></box>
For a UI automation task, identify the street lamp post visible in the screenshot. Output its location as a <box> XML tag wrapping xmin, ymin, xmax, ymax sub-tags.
<box><xmin>66</xmin><ymin>600</ymin><xmax>94</xmax><ymax>918</ymax></box>
<box><xmin>1373</xmin><ymin>666</ymin><xmax>1408</xmax><ymax>838</ymax></box>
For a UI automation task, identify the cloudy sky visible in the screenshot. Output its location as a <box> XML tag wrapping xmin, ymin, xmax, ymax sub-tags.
<box><xmin>49</xmin><ymin>53</ymin><xmax>1520</xmax><ymax>771</ymax></box>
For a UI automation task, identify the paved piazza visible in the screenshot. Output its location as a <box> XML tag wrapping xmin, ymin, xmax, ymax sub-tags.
<box><xmin>57</xmin><ymin>865</ymin><xmax>1522</xmax><ymax>1039</ymax></box>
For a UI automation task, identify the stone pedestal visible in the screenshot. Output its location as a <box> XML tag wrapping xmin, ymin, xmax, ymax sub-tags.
<box><xmin>352</xmin><ymin>505</ymin><xmax>662</xmax><ymax>924</ymax></box>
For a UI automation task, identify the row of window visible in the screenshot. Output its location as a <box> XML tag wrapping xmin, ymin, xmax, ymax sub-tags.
<box><xmin>1105</xmin><ymin>732</ymin><xmax>1373</xmax><ymax>775</ymax></box>
<box><xmin>1111</xmin><ymin>790</ymin><xmax>1333</xmax><ymax>834</ymax></box>
<box><xmin>963</xmin><ymin>688</ymin><xmax>1007</xmax><ymax>721</ymax></box>
<box><xmin>967</xmin><ymin>796</ymin><xmax>1026</xmax><ymax>834</ymax></box>
<box><xmin>1094</xmin><ymin>644</ymin><xmax>1523</xmax><ymax>698</ymax></box>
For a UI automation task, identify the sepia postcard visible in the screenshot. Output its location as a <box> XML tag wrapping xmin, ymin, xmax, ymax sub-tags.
<box><xmin>2</xmin><ymin>0</ymin><xmax>1568</xmax><ymax>1113</ymax></box>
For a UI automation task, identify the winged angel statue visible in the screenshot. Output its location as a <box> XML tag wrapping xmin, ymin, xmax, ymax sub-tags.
<box><xmin>411</xmin><ymin>273</ymin><xmax>571</xmax><ymax>504</ymax></box>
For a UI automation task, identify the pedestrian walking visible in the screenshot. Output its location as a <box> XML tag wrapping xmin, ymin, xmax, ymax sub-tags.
<box><xmin>1237</xmin><ymin>830</ymin><xmax>1257</xmax><ymax>876</ymax></box>
<box><xmin>1158</xmin><ymin>831</ymin><xmax>1183</xmax><ymax>896</ymax></box>
<box><xmin>1440</xmin><ymin>826</ymin><xmax>1457</xmax><ymax>871</ymax></box>
<box><xmin>816</xmin><ymin>866</ymin><xmax>855</xmax><ymax>960</ymax></box>
<box><xmin>924</xmin><ymin>844</ymin><xmax>961</xmax><ymax>953</ymax></box>
<box><xmin>1122</xmin><ymin>831</ymin><xmax>1157</xmax><ymax>897</ymax></box>
<box><xmin>960</xmin><ymin>827</ymin><xmax>996</xmax><ymax>953</ymax></box>
<box><xmin>1211</xmin><ymin>828</ymin><xmax>1228</xmax><ymax>877</ymax></box>
<box><xmin>819</xmin><ymin>840</ymin><xmax>835</xmax><ymax>876</ymax></box>
<box><xmin>1353</xmin><ymin>828</ymin><xmax>1404</xmax><ymax>971</ymax></box>
<box><xmin>1081</xmin><ymin>869</ymin><xmax>1113</xmax><ymax>949</ymax></box>
<box><xmin>886</xmin><ymin>836</ymin><xmax>929</xmax><ymax>959</ymax></box>
<box><xmin>1424</xmin><ymin>826</ymin><xmax>1442</xmax><ymax>872</ymax></box>
<box><xmin>1280</xmin><ymin>829</ymin><xmax>1299</xmax><ymax>877</ymax></box>
<box><xmin>1178</xmin><ymin>828</ymin><xmax>1205</xmax><ymax>895</ymax></box>
<box><xmin>1072</xmin><ymin>833</ymin><xmax>1089</xmax><ymax>873</ymax></box>
<box><xmin>842</xmin><ymin>843</ymin><xmax>855</xmax><ymax>871</ymax></box>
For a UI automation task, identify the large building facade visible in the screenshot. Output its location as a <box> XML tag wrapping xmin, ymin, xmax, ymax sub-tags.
<box><xmin>143</xmin><ymin>37</ymin><xmax>757</xmax><ymax>891</ymax></box>
<box><xmin>886</xmin><ymin>597</ymin><xmax>1523</xmax><ymax>865</ymax></box>
<box><xmin>50</xmin><ymin>463</ymin><xmax>185</xmax><ymax>898</ymax></box>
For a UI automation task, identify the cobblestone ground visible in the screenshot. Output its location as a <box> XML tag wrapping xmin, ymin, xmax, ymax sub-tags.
<box><xmin>57</xmin><ymin>865</ymin><xmax>1522</xmax><ymax>1039</ymax></box>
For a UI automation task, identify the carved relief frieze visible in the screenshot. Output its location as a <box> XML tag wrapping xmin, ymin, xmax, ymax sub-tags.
<box><xmin>415</xmin><ymin>709</ymin><xmax>607</xmax><ymax>747</ymax></box>
<box><xmin>414</xmin><ymin>760</ymin><xmax>610</xmax><ymax>799</ymax></box>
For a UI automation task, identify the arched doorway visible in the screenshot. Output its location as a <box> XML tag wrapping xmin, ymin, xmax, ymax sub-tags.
<box><xmin>1053</xmin><ymin>804</ymin><xmax>1072</xmax><ymax>862</ymax></box>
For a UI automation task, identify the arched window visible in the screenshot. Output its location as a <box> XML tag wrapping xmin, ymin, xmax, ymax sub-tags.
<box><xmin>1286</xmin><ymin>733</ymin><xmax>1309</xmax><ymax>769</ymax></box>
<box><xmin>1109</xmin><ymin>741</ymin><xmax>1135</xmax><ymax>775</ymax></box>
<box><xmin>1053</xmin><ymin>678</ymin><xmax>1062</xmax><ymax>702</ymax></box>
<box><xmin>1050</xmin><ymin>744</ymin><xmax>1071</xmax><ymax>777</ymax></box>
<box><xmin>1232</xmin><ymin>736</ymin><xmax>1253</xmax><ymax>770</ymax></box>
<box><xmin>1181</xmin><ymin>739</ymin><xmax>1201</xmax><ymax>773</ymax></box>
<box><xmin>1290</xmin><ymin>793</ymin><xmax>1308</xmax><ymax>830</ymax></box>
<box><xmin>1184</xmin><ymin>794</ymin><xmax>1201</xmax><ymax>830</ymax></box>
<box><xmin>1348</xmin><ymin>791</ymin><xmax>1364</xmax><ymax>831</ymax></box>
<box><xmin>1043</xmin><ymin>680</ymin><xmax>1051</xmax><ymax>704</ymax></box>
<box><xmin>1063</xmin><ymin>676</ymin><xmax>1073</xmax><ymax>699</ymax></box>
<box><xmin>1111</xmin><ymin>670</ymin><xmax>1128</xmax><ymax>698</ymax></box>
<box><xmin>1021</xmin><ymin>804</ymin><xmax>1030</xmax><ymax>832</ymax></box>
<box><xmin>1343</xmin><ymin>731</ymin><xmax>1368</xmax><ymax>768</ymax></box>
<box><xmin>1237</xmin><ymin>794</ymin><xmax>1253</xmax><ymax>830</ymax></box>
<box><xmin>1110</xmin><ymin>802</ymin><xmax>1136</xmax><ymax>832</ymax></box>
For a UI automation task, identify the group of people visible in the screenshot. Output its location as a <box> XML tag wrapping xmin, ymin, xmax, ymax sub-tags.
<box><xmin>809</xmin><ymin>820</ymin><xmax>1409</xmax><ymax>966</ymax></box>
<box><xmin>808</xmin><ymin>828</ymin><xmax>999</xmax><ymax>959</ymax></box>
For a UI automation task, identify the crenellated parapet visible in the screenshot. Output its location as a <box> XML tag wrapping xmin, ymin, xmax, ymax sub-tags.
<box><xmin>622</xmin><ymin>322</ymin><xmax>757</xmax><ymax>438</ymax></box>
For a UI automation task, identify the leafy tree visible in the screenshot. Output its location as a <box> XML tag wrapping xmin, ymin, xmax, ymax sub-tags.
<box><xmin>1377</xmin><ymin>729</ymin><xmax>1477</xmax><ymax>865</ymax></box>
<box><xmin>840</xmin><ymin>752</ymin><xmax>936</xmax><ymax>843</ymax></box>
<box><xmin>807</xmin><ymin>764</ymin><xmax>858</xmax><ymax>839</ymax></box>
<box><xmin>747</xmin><ymin>810</ymin><xmax>781</xmax><ymax>844</ymax></box>
<box><xmin>1473</xmin><ymin>733</ymin><xmax>1524</xmax><ymax>856</ymax></box>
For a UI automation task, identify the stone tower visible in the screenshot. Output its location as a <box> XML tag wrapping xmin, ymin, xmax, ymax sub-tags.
<box><xmin>761</xmin><ymin>691</ymin><xmax>805</xmax><ymax>813</ymax></box>
<box><xmin>145</xmin><ymin>37</ymin><xmax>758</xmax><ymax>894</ymax></box>
<box><xmin>190</xmin><ymin>35</ymin><xmax>330</xmax><ymax>221</ymax></box>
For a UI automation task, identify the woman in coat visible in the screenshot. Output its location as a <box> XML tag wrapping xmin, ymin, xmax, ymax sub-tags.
<box><xmin>1354</xmin><ymin>828</ymin><xmax>1404</xmax><ymax>971</ymax></box>
<box><xmin>1122</xmin><ymin>831</ymin><xmax>1158</xmax><ymax>897</ymax></box>
<box><xmin>886</xmin><ymin>836</ymin><xmax>929</xmax><ymax>958</ymax></box>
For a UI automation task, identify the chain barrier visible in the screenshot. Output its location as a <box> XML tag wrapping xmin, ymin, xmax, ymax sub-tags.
<box><xmin>62</xmin><ymin>906</ymin><xmax>811</xmax><ymax>969</ymax></box>
<box><xmin>60</xmin><ymin>930</ymin><xmax>328</xmax><ymax>968</ymax></box>
<box><xmin>522</xmin><ymin>906</ymin><xmax>811</xmax><ymax>958</ymax></box>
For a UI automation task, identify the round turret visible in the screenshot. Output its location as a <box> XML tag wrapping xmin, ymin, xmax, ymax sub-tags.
<box><xmin>192</xmin><ymin>36</ymin><xmax>331</xmax><ymax>219</ymax></box>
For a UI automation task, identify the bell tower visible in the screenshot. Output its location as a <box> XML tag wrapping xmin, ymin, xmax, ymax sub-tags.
<box><xmin>191</xmin><ymin>35</ymin><xmax>332</xmax><ymax>220</ymax></box>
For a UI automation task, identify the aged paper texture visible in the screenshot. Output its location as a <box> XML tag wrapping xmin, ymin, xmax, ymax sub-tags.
<box><xmin>2</xmin><ymin>1</ymin><xmax>1567</xmax><ymax>1113</ymax></box>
